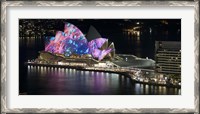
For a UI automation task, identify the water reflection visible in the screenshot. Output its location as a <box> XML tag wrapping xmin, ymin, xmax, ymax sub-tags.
<box><xmin>26</xmin><ymin>66</ymin><xmax>180</xmax><ymax>95</ymax></box>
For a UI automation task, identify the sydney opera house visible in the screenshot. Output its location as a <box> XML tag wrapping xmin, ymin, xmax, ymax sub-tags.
<box><xmin>36</xmin><ymin>22</ymin><xmax>155</xmax><ymax>68</ymax></box>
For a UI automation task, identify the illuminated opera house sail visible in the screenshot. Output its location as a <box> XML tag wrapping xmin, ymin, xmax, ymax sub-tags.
<box><xmin>35</xmin><ymin>22</ymin><xmax>155</xmax><ymax>68</ymax></box>
<box><xmin>44</xmin><ymin>22</ymin><xmax>115</xmax><ymax>61</ymax></box>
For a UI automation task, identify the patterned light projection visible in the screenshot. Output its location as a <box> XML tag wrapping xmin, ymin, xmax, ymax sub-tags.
<box><xmin>45</xmin><ymin>22</ymin><xmax>114</xmax><ymax>61</ymax></box>
<box><xmin>88</xmin><ymin>38</ymin><xmax>111</xmax><ymax>60</ymax></box>
<box><xmin>98</xmin><ymin>48</ymin><xmax>112</xmax><ymax>61</ymax></box>
<box><xmin>45</xmin><ymin>22</ymin><xmax>88</xmax><ymax>56</ymax></box>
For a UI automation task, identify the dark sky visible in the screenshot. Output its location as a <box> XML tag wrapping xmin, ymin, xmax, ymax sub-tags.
<box><xmin>19</xmin><ymin>19</ymin><xmax>181</xmax><ymax>41</ymax></box>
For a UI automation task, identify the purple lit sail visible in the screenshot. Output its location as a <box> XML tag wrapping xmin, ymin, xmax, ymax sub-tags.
<box><xmin>95</xmin><ymin>38</ymin><xmax>108</xmax><ymax>48</ymax></box>
<box><xmin>88</xmin><ymin>40</ymin><xmax>97</xmax><ymax>53</ymax></box>
<box><xmin>45</xmin><ymin>22</ymin><xmax>89</xmax><ymax>56</ymax></box>
<box><xmin>44</xmin><ymin>22</ymin><xmax>115</xmax><ymax>61</ymax></box>
<box><xmin>92</xmin><ymin>49</ymin><xmax>101</xmax><ymax>58</ymax></box>
<box><xmin>98</xmin><ymin>48</ymin><xmax>112</xmax><ymax>61</ymax></box>
<box><xmin>88</xmin><ymin>38</ymin><xmax>108</xmax><ymax>53</ymax></box>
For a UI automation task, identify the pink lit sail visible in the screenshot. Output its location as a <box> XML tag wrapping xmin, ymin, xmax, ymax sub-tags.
<box><xmin>45</xmin><ymin>22</ymin><xmax>88</xmax><ymax>56</ymax></box>
<box><xmin>44</xmin><ymin>22</ymin><xmax>115</xmax><ymax>61</ymax></box>
<box><xmin>88</xmin><ymin>40</ymin><xmax>97</xmax><ymax>53</ymax></box>
<box><xmin>95</xmin><ymin>38</ymin><xmax>108</xmax><ymax>48</ymax></box>
<box><xmin>88</xmin><ymin>38</ymin><xmax>107</xmax><ymax>53</ymax></box>
<box><xmin>92</xmin><ymin>49</ymin><xmax>101</xmax><ymax>58</ymax></box>
<box><xmin>98</xmin><ymin>48</ymin><xmax>112</xmax><ymax>61</ymax></box>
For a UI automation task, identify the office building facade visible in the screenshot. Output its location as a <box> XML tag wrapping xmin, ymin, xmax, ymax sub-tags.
<box><xmin>155</xmin><ymin>41</ymin><xmax>181</xmax><ymax>75</ymax></box>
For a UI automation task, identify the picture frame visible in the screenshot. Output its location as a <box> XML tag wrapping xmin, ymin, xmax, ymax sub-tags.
<box><xmin>1</xmin><ymin>0</ymin><xmax>199</xmax><ymax>113</ymax></box>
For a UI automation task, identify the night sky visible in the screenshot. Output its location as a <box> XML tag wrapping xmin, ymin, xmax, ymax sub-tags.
<box><xmin>19</xmin><ymin>19</ymin><xmax>181</xmax><ymax>40</ymax></box>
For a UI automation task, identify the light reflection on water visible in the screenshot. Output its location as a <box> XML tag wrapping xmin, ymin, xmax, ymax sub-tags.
<box><xmin>26</xmin><ymin>66</ymin><xmax>181</xmax><ymax>95</ymax></box>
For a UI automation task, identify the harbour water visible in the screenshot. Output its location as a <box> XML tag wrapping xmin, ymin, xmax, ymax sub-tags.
<box><xmin>22</xmin><ymin>66</ymin><xmax>180</xmax><ymax>95</ymax></box>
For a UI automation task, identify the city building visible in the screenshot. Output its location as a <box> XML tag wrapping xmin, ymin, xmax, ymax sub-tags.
<box><xmin>155</xmin><ymin>41</ymin><xmax>181</xmax><ymax>75</ymax></box>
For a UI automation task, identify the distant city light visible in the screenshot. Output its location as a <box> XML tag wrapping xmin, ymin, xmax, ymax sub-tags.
<box><xmin>149</xmin><ymin>27</ymin><xmax>152</xmax><ymax>34</ymax></box>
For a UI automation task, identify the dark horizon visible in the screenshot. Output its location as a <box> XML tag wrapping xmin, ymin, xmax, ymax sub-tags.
<box><xmin>19</xmin><ymin>19</ymin><xmax>181</xmax><ymax>41</ymax></box>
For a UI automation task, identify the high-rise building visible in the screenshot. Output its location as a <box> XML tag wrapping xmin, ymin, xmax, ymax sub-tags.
<box><xmin>155</xmin><ymin>41</ymin><xmax>181</xmax><ymax>75</ymax></box>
